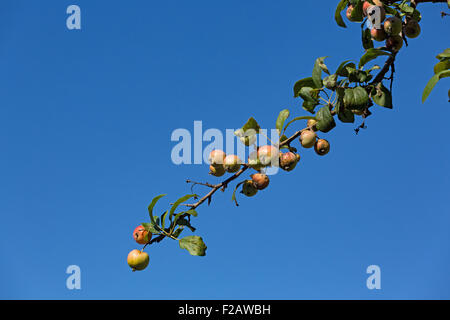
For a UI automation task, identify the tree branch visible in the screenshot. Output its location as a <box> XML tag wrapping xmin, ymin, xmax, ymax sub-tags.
<box><xmin>371</xmin><ymin>53</ymin><xmax>397</xmax><ymax>84</ymax></box>
<box><xmin>139</xmin><ymin>0</ymin><xmax>447</xmax><ymax>254</ymax></box>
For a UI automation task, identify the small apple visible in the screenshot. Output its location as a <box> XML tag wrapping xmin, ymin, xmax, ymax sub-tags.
<box><xmin>208</xmin><ymin>150</ymin><xmax>226</xmax><ymax>166</ymax></box>
<box><xmin>242</xmin><ymin>180</ymin><xmax>258</xmax><ymax>197</ymax></box>
<box><xmin>257</xmin><ymin>145</ymin><xmax>279</xmax><ymax>167</ymax></box>
<box><xmin>209</xmin><ymin>164</ymin><xmax>226</xmax><ymax>177</ymax></box>
<box><xmin>279</xmin><ymin>152</ymin><xmax>300</xmax><ymax>172</ymax></box>
<box><xmin>224</xmin><ymin>155</ymin><xmax>242</xmax><ymax>173</ymax></box>
<box><xmin>314</xmin><ymin>139</ymin><xmax>330</xmax><ymax>156</ymax></box>
<box><xmin>404</xmin><ymin>19</ymin><xmax>421</xmax><ymax>38</ymax></box>
<box><xmin>346</xmin><ymin>5</ymin><xmax>362</xmax><ymax>22</ymax></box>
<box><xmin>363</xmin><ymin>1</ymin><xmax>372</xmax><ymax>16</ymax></box>
<box><xmin>133</xmin><ymin>225</ymin><xmax>152</xmax><ymax>245</ymax></box>
<box><xmin>251</xmin><ymin>173</ymin><xmax>270</xmax><ymax>190</ymax></box>
<box><xmin>385</xmin><ymin>35</ymin><xmax>403</xmax><ymax>52</ymax></box>
<box><xmin>384</xmin><ymin>16</ymin><xmax>402</xmax><ymax>35</ymax></box>
<box><xmin>307</xmin><ymin>119</ymin><xmax>318</xmax><ymax>130</ymax></box>
<box><xmin>371</xmin><ymin>27</ymin><xmax>387</xmax><ymax>41</ymax></box>
<box><xmin>127</xmin><ymin>249</ymin><xmax>149</xmax><ymax>271</ymax></box>
<box><xmin>299</xmin><ymin>130</ymin><xmax>317</xmax><ymax>148</ymax></box>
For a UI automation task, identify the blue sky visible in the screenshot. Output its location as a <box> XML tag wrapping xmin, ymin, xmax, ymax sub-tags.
<box><xmin>0</xmin><ymin>0</ymin><xmax>449</xmax><ymax>299</ymax></box>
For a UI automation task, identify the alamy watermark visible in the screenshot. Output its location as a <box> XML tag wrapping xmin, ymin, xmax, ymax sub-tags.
<box><xmin>66</xmin><ymin>265</ymin><xmax>81</xmax><ymax>290</ymax></box>
<box><xmin>366</xmin><ymin>5</ymin><xmax>383</xmax><ymax>30</ymax></box>
<box><xmin>366</xmin><ymin>265</ymin><xmax>381</xmax><ymax>290</ymax></box>
<box><xmin>66</xmin><ymin>5</ymin><xmax>81</xmax><ymax>30</ymax></box>
<box><xmin>170</xmin><ymin>121</ymin><xmax>281</xmax><ymax>174</ymax></box>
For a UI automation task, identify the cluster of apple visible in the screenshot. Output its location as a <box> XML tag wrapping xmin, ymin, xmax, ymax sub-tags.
<box><xmin>346</xmin><ymin>1</ymin><xmax>421</xmax><ymax>52</ymax></box>
<box><xmin>127</xmin><ymin>226</ymin><xmax>151</xmax><ymax>271</ymax></box>
<box><xmin>208</xmin><ymin>119</ymin><xmax>330</xmax><ymax>198</ymax></box>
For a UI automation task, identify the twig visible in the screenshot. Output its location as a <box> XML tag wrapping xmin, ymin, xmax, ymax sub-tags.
<box><xmin>411</xmin><ymin>0</ymin><xmax>447</xmax><ymax>5</ymax></box>
<box><xmin>371</xmin><ymin>54</ymin><xmax>397</xmax><ymax>84</ymax></box>
<box><xmin>186</xmin><ymin>180</ymin><xmax>217</xmax><ymax>188</ymax></box>
<box><xmin>169</xmin><ymin>203</ymin><xmax>195</xmax><ymax>207</ymax></box>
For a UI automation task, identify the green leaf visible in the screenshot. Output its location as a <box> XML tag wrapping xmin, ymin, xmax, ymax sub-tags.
<box><xmin>172</xmin><ymin>209</ymin><xmax>198</xmax><ymax>227</ymax></box>
<box><xmin>148</xmin><ymin>194</ymin><xmax>166</xmax><ymax>226</ymax></box>
<box><xmin>312</xmin><ymin>58</ymin><xmax>324</xmax><ymax>88</ymax></box>
<box><xmin>315</xmin><ymin>106</ymin><xmax>336</xmax><ymax>133</ymax></box>
<box><xmin>362</xmin><ymin>28</ymin><xmax>374</xmax><ymax>50</ymax></box>
<box><xmin>293</xmin><ymin>77</ymin><xmax>317</xmax><ymax>97</ymax></box>
<box><xmin>336</xmin><ymin>103</ymin><xmax>355</xmax><ymax>123</ymax></box>
<box><xmin>316</xmin><ymin>57</ymin><xmax>330</xmax><ymax>74</ymax></box>
<box><xmin>336</xmin><ymin>61</ymin><xmax>356</xmax><ymax>77</ymax></box>
<box><xmin>172</xmin><ymin>212</ymin><xmax>184</xmax><ymax>227</ymax></box>
<box><xmin>434</xmin><ymin>60</ymin><xmax>450</xmax><ymax>74</ymax></box>
<box><xmin>312</xmin><ymin>57</ymin><xmax>330</xmax><ymax>87</ymax></box>
<box><xmin>169</xmin><ymin>194</ymin><xmax>197</xmax><ymax>221</ymax></box>
<box><xmin>175</xmin><ymin>217</ymin><xmax>196</xmax><ymax>232</ymax></box>
<box><xmin>323</xmin><ymin>74</ymin><xmax>338</xmax><ymax>90</ymax></box>
<box><xmin>241</xmin><ymin>117</ymin><xmax>261</xmax><ymax>134</ymax></box>
<box><xmin>302</xmin><ymin>101</ymin><xmax>319</xmax><ymax>114</ymax></box>
<box><xmin>384</xmin><ymin>5</ymin><xmax>398</xmax><ymax>17</ymax></box>
<box><xmin>359</xmin><ymin>48</ymin><xmax>391</xmax><ymax>68</ymax></box>
<box><xmin>141</xmin><ymin>222</ymin><xmax>160</xmax><ymax>234</ymax></box>
<box><xmin>299</xmin><ymin>87</ymin><xmax>319</xmax><ymax>103</ymax></box>
<box><xmin>161</xmin><ymin>211</ymin><xmax>168</xmax><ymax>229</ymax></box>
<box><xmin>185</xmin><ymin>209</ymin><xmax>198</xmax><ymax>217</ymax></box>
<box><xmin>348</xmin><ymin>69</ymin><xmax>370</xmax><ymax>83</ymax></box>
<box><xmin>343</xmin><ymin>86</ymin><xmax>369</xmax><ymax>110</ymax></box>
<box><xmin>371</xmin><ymin>83</ymin><xmax>393</xmax><ymax>108</ymax></box>
<box><xmin>299</xmin><ymin>87</ymin><xmax>320</xmax><ymax>114</ymax></box>
<box><xmin>345</xmin><ymin>65</ymin><xmax>371</xmax><ymax>83</ymax></box>
<box><xmin>422</xmin><ymin>70</ymin><xmax>450</xmax><ymax>103</ymax></box>
<box><xmin>336</xmin><ymin>88</ymin><xmax>355</xmax><ymax>123</ymax></box>
<box><xmin>335</xmin><ymin>0</ymin><xmax>349</xmax><ymax>28</ymax></box>
<box><xmin>397</xmin><ymin>3</ymin><xmax>414</xmax><ymax>14</ymax></box>
<box><xmin>276</xmin><ymin>109</ymin><xmax>290</xmax><ymax>134</ymax></box>
<box><xmin>436</xmin><ymin>48</ymin><xmax>450</xmax><ymax>61</ymax></box>
<box><xmin>179</xmin><ymin>236</ymin><xmax>207</xmax><ymax>256</ymax></box>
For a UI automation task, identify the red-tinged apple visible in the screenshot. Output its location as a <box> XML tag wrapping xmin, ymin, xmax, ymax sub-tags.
<box><xmin>133</xmin><ymin>225</ymin><xmax>151</xmax><ymax>245</ymax></box>
<box><xmin>386</xmin><ymin>35</ymin><xmax>403</xmax><ymax>52</ymax></box>
<box><xmin>251</xmin><ymin>173</ymin><xmax>270</xmax><ymax>190</ymax></box>
<box><xmin>223</xmin><ymin>155</ymin><xmax>242</xmax><ymax>173</ymax></box>
<box><xmin>314</xmin><ymin>139</ymin><xmax>330</xmax><ymax>156</ymax></box>
<box><xmin>371</xmin><ymin>27</ymin><xmax>387</xmax><ymax>41</ymax></box>
<box><xmin>384</xmin><ymin>17</ymin><xmax>402</xmax><ymax>35</ymax></box>
<box><xmin>257</xmin><ymin>145</ymin><xmax>279</xmax><ymax>167</ymax></box>
<box><xmin>208</xmin><ymin>150</ymin><xmax>226</xmax><ymax>166</ymax></box>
